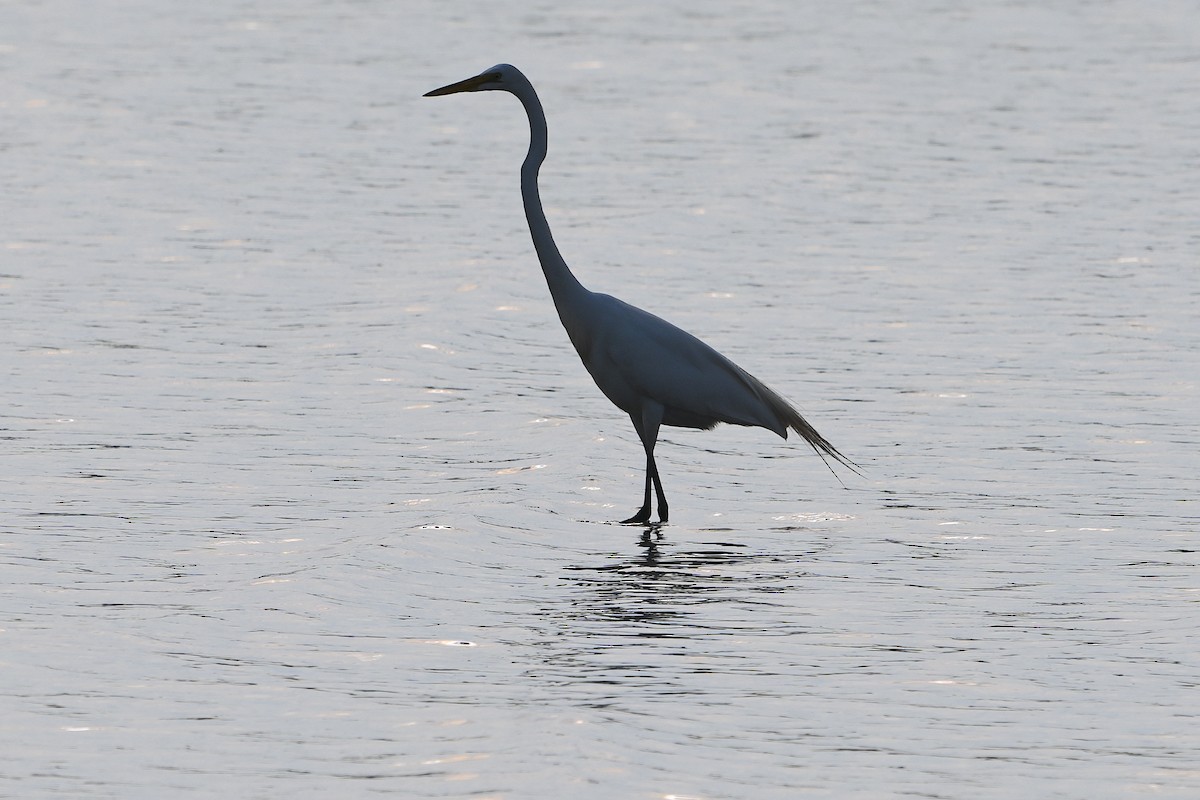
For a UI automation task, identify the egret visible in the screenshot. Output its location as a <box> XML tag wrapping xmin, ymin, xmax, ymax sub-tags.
<box><xmin>424</xmin><ymin>64</ymin><xmax>857</xmax><ymax>524</ymax></box>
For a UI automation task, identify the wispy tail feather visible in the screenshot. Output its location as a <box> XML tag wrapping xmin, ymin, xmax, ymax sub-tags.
<box><xmin>781</xmin><ymin>403</ymin><xmax>863</xmax><ymax>484</ymax></box>
<box><xmin>754</xmin><ymin>376</ymin><xmax>863</xmax><ymax>483</ymax></box>
<box><xmin>692</xmin><ymin>348</ymin><xmax>861</xmax><ymax>482</ymax></box>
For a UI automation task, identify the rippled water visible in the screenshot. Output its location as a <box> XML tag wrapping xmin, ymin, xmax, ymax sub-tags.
<box><xmin>3</xmin><ymin>1</ymin><xmax>1198</xmax><ymax>797</ymax></box>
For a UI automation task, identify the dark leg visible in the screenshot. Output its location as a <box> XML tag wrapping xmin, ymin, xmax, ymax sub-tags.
<box><xmin>621</xmin><ymin>453</ymin><xmax>654</xmax><ymax>524</ymax></box>
<box><xmin>648</xmin><ymin>448</ymin><xmax>668</xmax><ymax>523</ymax></box>
<box><xmin>621</xmin><ymin>404</ymin><xmax>668</xmax><ymax>524</ymax></box>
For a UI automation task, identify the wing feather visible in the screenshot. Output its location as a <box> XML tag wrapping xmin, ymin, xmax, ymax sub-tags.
<box><xmin>578</xmin><ymin>294</ymin><xmax>859</xmax><ymax>474</ymax></box>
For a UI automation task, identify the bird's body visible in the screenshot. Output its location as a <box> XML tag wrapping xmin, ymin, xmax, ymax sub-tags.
<box><xmin>567</xmin><ymin>292</ymin><xmax>787</xmax><ymax>434</ymax></box>
<box><xmin>425</xmin><ymin>64</ymin><xmax>856</xmax><ymax>523</ymax></box>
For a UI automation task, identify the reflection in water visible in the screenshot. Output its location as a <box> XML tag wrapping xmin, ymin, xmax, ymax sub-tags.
<box><xmin>526</xmin><ymin>530</ymin><xmax>837</xmax><ymax>705</ymax></box>
<box><xmin>6</xmin><ymin>0</ymin><xmax>1198</xmax><ymax>795</ymax></box>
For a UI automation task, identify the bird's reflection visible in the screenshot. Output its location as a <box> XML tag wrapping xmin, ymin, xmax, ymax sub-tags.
<box><xmin>557</xmin><ymin>527</ymin><xmax>833</xmax><ymax>625</ymax></box>
<box><xmin>519</xmin><ymin>529</ymin><xmax>834</xmax><ymax>705</ymax></box>
<box><xmin>636</xmin><ymin>524</ymin><xmax>665</xmax><ymax>562</ymax></box>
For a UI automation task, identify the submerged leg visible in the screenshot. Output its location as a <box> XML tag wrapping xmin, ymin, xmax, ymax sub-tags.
<box><xmin>621</xmin><ymin>403</ymin><xmax>668</xmax><ymax>524</ymax></box>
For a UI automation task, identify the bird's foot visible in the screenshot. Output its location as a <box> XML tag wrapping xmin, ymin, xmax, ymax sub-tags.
<box><xmin>621</xmin><ymin>507</ymin><xmax>668</xmax><ymax>525</ymax></box>
<box><xmin>620</xmin><ymin>506</ymin><xmax>652</xmax><ymax>525</ymax></box>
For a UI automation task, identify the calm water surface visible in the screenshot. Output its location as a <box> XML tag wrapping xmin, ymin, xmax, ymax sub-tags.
<box><xmin>2</xmin><ymin>1</ymin><xmax>1197</xmax><ymax>798</ymax></box>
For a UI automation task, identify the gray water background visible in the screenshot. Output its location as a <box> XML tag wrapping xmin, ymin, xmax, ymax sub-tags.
<box><xmin>2</xmin><ymin>1</ymin><xmax>1198</xmax><ymax>797</ymax></box>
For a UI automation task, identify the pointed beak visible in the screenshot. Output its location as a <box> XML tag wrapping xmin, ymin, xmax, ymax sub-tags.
<box><xmin>423</xmin><ymin>71</ymin><xmax>498</xmax><ymax>97</ymax></box>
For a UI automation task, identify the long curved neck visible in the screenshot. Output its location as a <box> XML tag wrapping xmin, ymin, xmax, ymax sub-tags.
<box><xmin>509</xmin><ymin>78</ymin><xmax>586</xmax><ymax>302</ymax></box>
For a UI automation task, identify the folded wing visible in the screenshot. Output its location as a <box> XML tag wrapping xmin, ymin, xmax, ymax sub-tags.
<box><xmin>579</xmin><ymin>293</ymin><xmax>857</xmax><ymax>473</ymax></box>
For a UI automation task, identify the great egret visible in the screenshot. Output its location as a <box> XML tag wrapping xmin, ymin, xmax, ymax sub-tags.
<box><xmin>425</xmin><ymin>64</ymin><xmax>856</xmax><ymax>524</ymax></box>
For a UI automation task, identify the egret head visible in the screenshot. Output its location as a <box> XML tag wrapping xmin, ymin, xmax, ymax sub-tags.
<box><xmin>424</xmin><ymin>64</ymin><xmax>522</xmax><ymax>97</ymax></box>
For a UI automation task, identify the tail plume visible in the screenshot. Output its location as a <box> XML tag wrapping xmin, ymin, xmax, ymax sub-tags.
<box><xmin>757</xmin><ymin>379</ymin><xmax>862</xmax><ymax>483</ymax></box>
